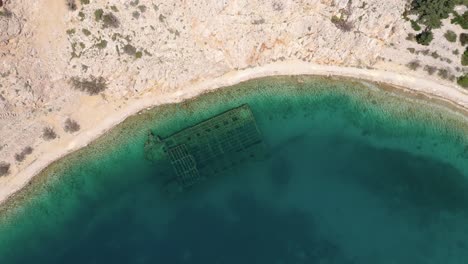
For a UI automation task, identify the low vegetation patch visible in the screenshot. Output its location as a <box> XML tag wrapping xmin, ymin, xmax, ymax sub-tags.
<box><xmin>64</xmin><ymin>118</ymin><xmax>80</xmax><ymax>133</ymax></box>
<box><xmin>0</xmin><ymin>162</ymin><xmax>10</xmax><ymax>176</ymax></box>
<box><xmin>415</xmin><ymin>30</ymin><xmax>433</xmax><ymax>46</ymax></box>
<box><xmin>70</xmin><ymin>76</ymin><xmax>107</xmax><ymax>95</ymax></box>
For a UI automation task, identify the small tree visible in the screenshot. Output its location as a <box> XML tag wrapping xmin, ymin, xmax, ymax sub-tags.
<box><xmin>0</xmin><ymin>162</ymin><xmax>10</xmax><ymax>176</ymax></box>
<box><xmin>64</xmin><ymin>118</ymin><xmax>80</xmax><ymax>133</ymax></box>
<box><xmin>43</xmin><ymin>127</ymin><xmax>57</xmax><ymax>141</ymax></box>
<box><xmin>416</xmin><ymin>30</ymin><xmax>433</xmax><ymax>46</ymax></box>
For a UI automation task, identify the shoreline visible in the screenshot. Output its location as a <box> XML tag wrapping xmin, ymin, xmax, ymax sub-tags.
<box><xmin>1</xmin><ymin>61</ymin><xmax>468</xmax><ymax>207</ymax></box>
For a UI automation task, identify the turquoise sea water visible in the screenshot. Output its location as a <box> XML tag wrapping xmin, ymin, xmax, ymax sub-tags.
<box><xmin>0</xmin><ymin>76</ymin><xmax>467</xmax><ymax>263</ymax></box>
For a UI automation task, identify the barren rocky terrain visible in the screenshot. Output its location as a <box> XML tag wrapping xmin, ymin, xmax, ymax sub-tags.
<box><xmin>0</xmin><ymin>0</ymin><xmax>467</xmax><ymax>182</ymax></box>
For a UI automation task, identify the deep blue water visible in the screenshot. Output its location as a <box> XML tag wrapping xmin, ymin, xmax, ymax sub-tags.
<box><xmin>0</xmin><ymin>77</ymin><xmax>467</xmax><ymax>263</ymax></box>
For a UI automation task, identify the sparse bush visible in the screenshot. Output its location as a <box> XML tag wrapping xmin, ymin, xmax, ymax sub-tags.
<box><xmin>96</xmin><ymin>39</ymin><xmax>107</xmax><ymax>49</ymax></box>
<box><xmin>80</xmin><ymin>0</ymin><xmax>90</xmax><ymax>4</ymax></box>
<box><xmin>15</xmin><ymin>146</ymin><xmax>33</xmax><ymax>162</ymax></box>
<box><xmin>331</xmin><ymin>15</ymin><xmax>353</xmax><ymax>31</ymax></box>
<box><xmin>0</xmin><ymin>8</ymin><xmax>12</xmax><ymax>17</ymax></box>
<box><xmin>103</xmin><ymin>13</ymin><xmax>120</xmax><ymax>28</ymax></box>
<box><xmin>66</xmin><ymin>0</ymin><xmax>77</xmax><ymax>11</ymax></box>
<box><xmin>444</xmin><ymin>30</ymin><xmax>457</xmax><ymax>42</ymax></box>
<box><xmin>43</xmin><ymin>127</ymin><xmax>57</xmax><ymax>141</ymax></box>
<box><xmin>406</xmin><ymin>60</ymin><xmax>421</xmax><ymax>70</ymax></box>
<box><xmin>66</xmin><ymin>28</ymin><xmax>76</xmax><ymax>35</ymax></box>
<box><xmin>415</xmin><ymin>30</ymin><xmax>433</xmax><ymax>46</ymax></box>
<box><xmin>457</xmin><ymin>74</ymin><xmax>468</xmax><ymax>88</ymax></box>
<box><xmin>82</xmin><ymin>28</ymin><xmax>91</xmax><ymax>36</ymax></box>
<box><xmin>407</xmin><ymin>47</ymin><xmax>416</xmax><ymax>53</ymax></box>
<box><xmin>423</xmin><ymin>65</ymin><xmax>437</xmax><ymax>75</ymax></box>
<box><xmin>0</xmin><ymin>162</ymin><xmax>10</xmax><ymax>176</ymax></box>
<box><xmin>135</xmin><ymin>51</ymin><xmax>143</xmax><ymax>59</ymax></box>
<box><xmin>123</xmin><ymin>44</ymin><xmax>137</xmax><ymax>56</ymax></box>
<box><xmin>70</xmin><ymin>76</ymin><xmax>107</xmax><ymax>95</ymax></box>
<box><xmin>94</xmin><ymin>9</ymin><xmax>103</xmax><ymax>21</ymax></box>
<box><xmin>132</xmin><ymin>11</ymin><xmax>140</xmax><ymax>19</ymax></box>
<box><xmin>437</xmin><ymin>68</ymin><xmax>450</xmax><ymax>79</ymax></box>
<box><xmin>64</xmin><ymin>118</ymin><xmax>80</xmax><ymax>133</ymax></box>
<box><xmin>406</xmin><ymin>33</ymin><xmax>415</xmax><ymax>41</ymax></box>
<box><xmin>138</xmin><ymin>5</ymin><xmax>147</xmax><ymax>12</ymax></box>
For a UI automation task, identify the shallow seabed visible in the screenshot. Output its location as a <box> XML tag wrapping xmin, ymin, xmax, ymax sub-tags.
<box><xmin>0</xmin><ymin>76</ymin><xmax>467</xmax><ymax>264</ymax></box>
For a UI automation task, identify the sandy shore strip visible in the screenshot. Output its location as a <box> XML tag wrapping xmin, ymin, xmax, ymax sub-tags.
<box><xmin>1</xmin><ymin>61</ymin><xmax>468</xmax><ymax>206</ymax></box>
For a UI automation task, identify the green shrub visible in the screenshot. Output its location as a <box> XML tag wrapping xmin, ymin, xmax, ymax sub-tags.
<box><xmin>444</xmin><ymin>30</ymin><xmax>457</xmax><ymax>42</ymax></box>
<box><xmin>457</xmin><ymin>74</ymin><xmax>468</xmax><ymax>88</ymax></box>
<box><xmin>462</xmin><ymin>48</ymin><xmax>468</xmax><ymax>66</ymax></box>
<box><xmin>80</xmin><ymin>0</ymin><xmax>90</xmax><ymax>4</ymax></box>
<box><xmin>451</xmin><ymin>11</ymin><xmax>468</xmax><ymax>29</ymax></box>
<box><xmin>103</xmin><ymin>13</ymin><xmax>120</xmax><ymax>28</ymax></box>
<box><xmin>96</xmin><ymin>39</ymin><xmax>107</xmax><ymax>49</ymax></box>
<box><xmin>410</xmin><ymin>20</ymin><xmax>421</xmax><ymax>31</ymax></box>
<box><xmin>82</xmin><ymin>28</ymin><xmax>91</xmax><ymax>36</ymax></box>
<box><xmin>94</xmin><ymin>9</ymin><xmax>103</xmax><ymax>21</ymax></box>
<box><xmin>460</xmin><ymin>33</ymin><xmax>468</xmax><ymax>46</ymax></box>
<box><xmin>416</xmin><ymin>30</ymin><xmax>433</xmax><ymax>46</ymax></box>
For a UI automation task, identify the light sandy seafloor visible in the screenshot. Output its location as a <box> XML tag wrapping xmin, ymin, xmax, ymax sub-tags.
<box><xmin>0</xmin><ymin>61</ymin><xmax>467</xmax><ymax>206</ymax></box>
